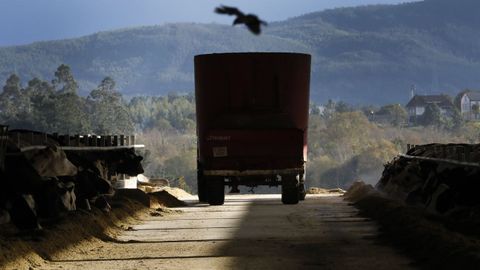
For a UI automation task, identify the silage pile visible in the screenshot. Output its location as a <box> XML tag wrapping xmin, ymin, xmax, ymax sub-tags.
<box><xmin>345</xmin><ymin>179</ymin><xmax>480</xmax><ymax>268</ymax></box>
<box><xmin>307</xmin><ymin>187</ymin><xmax>346</xmax><ymax>195</ymax></box>
<box><xmin>0</xmin><ymin>188</ymin><xmax>189</xmax><ymax>269</ymax></box>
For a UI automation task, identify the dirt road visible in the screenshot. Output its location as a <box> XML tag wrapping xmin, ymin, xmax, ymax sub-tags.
<box><xmin>46</xmin><ymin>194</ymin><xmax>415</xmax><ymax>270</ymax></box>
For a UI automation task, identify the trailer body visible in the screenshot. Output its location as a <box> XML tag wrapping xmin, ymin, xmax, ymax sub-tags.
<box><xmin>194</xmin><ymin>53</ymin><xmax>311</xmax><ymax>205</ymax></box>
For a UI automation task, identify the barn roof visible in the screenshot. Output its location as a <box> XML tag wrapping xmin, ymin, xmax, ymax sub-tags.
<box><xmin>465</xmin><ymin>91</ymin><xmax>480</xmax><ymax>101</ymax></box>
<box><xmin>406</xmin><ymin>95</ymin><xmax>453</xmax><ymax>108</ymax></box>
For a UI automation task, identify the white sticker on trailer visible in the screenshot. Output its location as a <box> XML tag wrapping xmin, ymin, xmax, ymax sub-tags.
<box><xmin>213</xmin><ymin>146</ymin><xmax>228</xmax><ymax>157</ymax></box>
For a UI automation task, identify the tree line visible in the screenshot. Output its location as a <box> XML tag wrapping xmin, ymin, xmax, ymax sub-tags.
<box><xmin>0</xmin><ymin>64</ymin><xmax>196</xmax><ymax>136</ymax></box>
<box><xmin>0</xmin><ymin>64</ymin><xmax>132</xmax><ymax>134</ymax></box>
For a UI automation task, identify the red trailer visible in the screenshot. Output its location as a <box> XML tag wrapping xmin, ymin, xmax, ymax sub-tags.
<box><xmin>194</xmin><ymin>53</ymin><xmax>311</xmax><ymax>205</ymax></box>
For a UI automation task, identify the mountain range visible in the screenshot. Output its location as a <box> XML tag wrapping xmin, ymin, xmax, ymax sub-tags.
<box><xmin>1</xmin><ymin>0</ymin><xmax>480</xmax><ymax>104</ymax></box>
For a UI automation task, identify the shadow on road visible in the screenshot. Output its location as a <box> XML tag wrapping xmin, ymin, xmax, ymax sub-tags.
<box><xmin>215</xmin><ymin>195</ymin><xmax>415</xmax><ymax>270</ymax></box>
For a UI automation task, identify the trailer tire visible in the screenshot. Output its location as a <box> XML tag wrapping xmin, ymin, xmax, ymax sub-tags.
<box><xmin>299</xmin><ymin>167</ymin><xmax>307</xmax><ymax>201</ymax></box>
<box><xmin>298</xmin><ymin>182</ymin><xmax>306</xmax><ymax>201</ymax></box>
<box><xmin>282</xmin><ymin>175</ymin><xmax>299</xmax><ymax>205</ymax></box>
<box><xmin>197</xmin><ymin>170</ymin><xmax>208</xmax><ymax>202</ymax></box>
<box><xmin>207</xmin><ymin>177</ymin><xmax>225</xmax><ymax>206</ymax></box>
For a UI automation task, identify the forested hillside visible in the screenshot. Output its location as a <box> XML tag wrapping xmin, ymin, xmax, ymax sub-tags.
<box><xmin>1</xmin><ymin>0</ymin><xmax>480</xmax><ymax>104</ymax></box>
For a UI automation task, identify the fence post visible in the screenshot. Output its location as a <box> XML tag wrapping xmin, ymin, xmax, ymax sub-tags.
<box><xmin>106</xmin><ymin>136</ymin><xmax>112</xmax><ymax>146</ymax></box>
<box><xmin>65</xmin><ymin>135</ymin><xmax>70</xmax><ymax>146</ymax></box>
<box><xmin>100</xmin><ymin>136</ymin><xmax>106</xmax><ymax>147</ymax></box>
<box><xmin>120</xmin><ymin>135</ymin><xmax>125</xmax><ymax>146</ymax></box>
<box><xmin>74</xmin><ymin>135</ymin><xmax>78</xmax><ymax>146</ymax></box>
<box><xmin>457</xmin><ymin>147</ymin><xmax>463</xmax><ymax>161</ymax></box>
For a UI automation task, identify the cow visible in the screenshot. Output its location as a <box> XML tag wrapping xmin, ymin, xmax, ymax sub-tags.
<box><xmin>59</xmin><ymin>168</ymin><xmax>113</xmax><ymax>211</ymax></box>
<box><xmin>34</xmin><ymin>178</ymin><xmax>76</xmax><ymax>218</ymax></box>
<box><xmin>8</xmin><ymin>194</ymin><xmax>41</xmax><ymax>231</ymax></box>
<box><xmin>22</xmin><ymin>145</ymin><xmax>77</xmax><ymax>177</ymax></box>
<box><xmin>3</xmin><ymin>152</ymin><xmax>44</xmax><ymax>194</ymax></box>
<box><xmin>408</xmin><ymin>164</ymin><xmax>480</xmax><ymax>214</ymax></box>
<box><xmin>2</xmin><ymin>142</ymin><xmax>77</xmax><ymax>228</ymax></box>
<box><xmin>61</xmin><ymin>151</ymin><xmax>114</xmax><ymax>211</ymax></box>
<box><xmin>65</xmin><ymin>147</ymin><xmax>143</xmax><ymax>179</ymax></box>
<box><xmin>8</xmin><ymin>129</ymin><xmax>77</xmax><ymax>177</ymax></box>
<box><xmin>93</xmin><ymin>195</ymin><xmax>111</xmax><ymax>213</ymax></box>
<box><xmin>104</xmin><ymin>148</ymin><xmax>144</xmax><ymax>177</ymax></box>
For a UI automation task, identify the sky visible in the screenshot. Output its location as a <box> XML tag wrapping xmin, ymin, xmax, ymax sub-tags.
<box><xmin>0</xmin><ymin>0</ymin><xmax>419</xmax><ymax>46</ymax></box>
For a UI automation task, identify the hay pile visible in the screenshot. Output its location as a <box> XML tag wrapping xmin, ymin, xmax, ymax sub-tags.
<box><xmin>307</xmin><ymin>187</ymin><xmax>346</xmax><ymax>194</ymax></box>
<box><xmin>0</xmin><ymin>188</ymin><xmax>189</xmax><ymax>269</ymax></box>
<box><xmin>345</xmin><ymin>181</ymin><xmax>480</xmax><ymax>269</ymax></box>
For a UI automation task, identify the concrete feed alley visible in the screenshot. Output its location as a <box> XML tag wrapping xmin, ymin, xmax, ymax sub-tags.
<box><xmin>43</xmin><ymin>194</ymin><xmax>414</xmax><ymax>270</ymax></box>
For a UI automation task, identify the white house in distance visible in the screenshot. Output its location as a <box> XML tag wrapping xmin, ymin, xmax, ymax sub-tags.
<box><xmin>405</xmin><ymin>94</ymin><xmax>454</xmax><ymax>123</ymax></box>
<box><xmin>456</xmin><ymin>91</ymin><xmax>480</xmax><ymax>120</ymax></box>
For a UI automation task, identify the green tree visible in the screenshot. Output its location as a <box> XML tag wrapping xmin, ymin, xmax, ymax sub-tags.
<box><xmin>310</xmin><ymin>102</ymin><xmax>321</xmax><ymax>115</ymax></box>
<box><xmin>50</xmin><ymin>65</ymin><xmax>90</xmax><ymax>133</ymax></box>
<box><xmin>335</xmin><ymin>101</ymin><xmax>352</xmax><ymax>113</ymax></box>
<box><xmin>52</xmin><ymin>64</ymin><xmax>79</xmax><ymax>94</ymax></box>
<box><xmin>322</xmin><ymin>99</ymin><xmax>336</xmax><ymax>120</ymax></box>
<box><xmin>322</xmin><ymin>111</ymin><xmax>380</xmax><ymax>162</ymax></box>
<box><xmin>0</xmin><ymin>74</ymin><xmax>31</xmax><ymax>126</ymax></box>
<box><xmin>446</xmin><ymin>108</ymin><xmax>464</xmax><ymax>131</ymax></box>
<box><xmin>88</xmin><ymin>76</ymin><xmax>134</xmax><ymax>134</ymax></box>
<box><xmin>420</xmin><ymin>103</ymin><xmax>443</xmax><ymax>127</ymax></box>
<box><xmin>53</xmin><ymin>92</ymin><xmax>90</xmax><ymax>133</ymax></box>
<box><xmin>377</xmin><ymin>104</ymin><xmax>408</xmax><ymax>127</ymax></box>
<box><xmin>24</xmin><ymin>77</ymin><xmax>56</xmax><ymax>131</ymax></box>
<box><xmin>128</xmin><ymin>96</ymin><xmax>157</xmax><ymax>130</ymax></box>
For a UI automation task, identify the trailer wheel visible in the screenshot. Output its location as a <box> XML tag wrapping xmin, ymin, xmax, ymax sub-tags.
<box><xmin>207</xmin><ymin>177</ymin><xmax>225</xmax><ymax>206</ymax></box>
<box><xmin>299</xmin><ymin>167</ymin><xmax>307</xmax><ymax>201</ymax></box>
<box><xmin>197</xmin><ymin>169</ymin><xmax>208</xmax><ymax>202</ymax></box>
<box><xmin>282</xmin><ymin>175</ymin><xmax>299</xmax><ymax>205</ymax></box>
<box><xmin>298</xmin><ymin>182</ymin><xmax>306</xmax><ymax>201</ymax></box>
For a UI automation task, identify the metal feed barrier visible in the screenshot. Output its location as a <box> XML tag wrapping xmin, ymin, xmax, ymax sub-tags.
<box><xmin>11</xmin><ymin>132</ymin><xmax>144</xmax><ymax>152</ymax></box>
<box><xmin>404</xmin><ymin>143</ymin><xmax>480</xmax><ymax>167</ymax></box>
<box><xmin>7</xmin><ymin>130</ymin><xmax>145</xmax><ymax>189</ymax></box>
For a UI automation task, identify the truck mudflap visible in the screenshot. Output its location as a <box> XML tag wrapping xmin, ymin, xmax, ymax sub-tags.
<box><xmin>203</xmin><ymin>168</ymin><xmax>304</xmax><ymax>177</ymax></box>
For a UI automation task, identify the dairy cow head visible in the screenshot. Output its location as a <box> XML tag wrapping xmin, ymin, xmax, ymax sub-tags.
<box><xmin>58</xmin><ymin>181</ymin><xmax>76</xmax><ymax>211</ymax></box>
<box><xmin>113</xmin><ymin>149</ymin><xmax>144</xmax><ymax>176</ymax></box>
<box><xmin>24</xmin><ymin>145</ymin><xmax>78</xmax><ymax>177</ymax></box>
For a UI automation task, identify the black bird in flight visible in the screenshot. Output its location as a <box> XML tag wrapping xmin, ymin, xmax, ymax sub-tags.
<box><xmin>215</xmin><ymin>5</ymin><xmax>267</xmax><ymax>35</ymax></box>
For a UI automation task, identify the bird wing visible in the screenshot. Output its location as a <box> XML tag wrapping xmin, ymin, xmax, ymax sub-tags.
<box><xmin>215</xmin><ymin>5</ymin><xmax>244</xmax><ymax>17</ymax></box>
